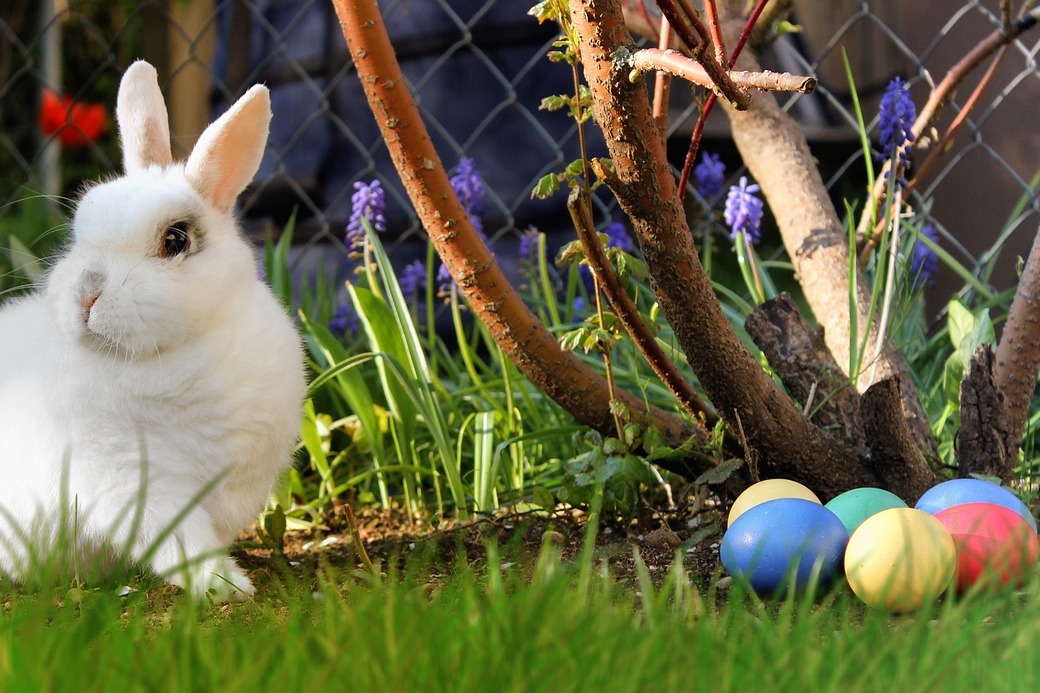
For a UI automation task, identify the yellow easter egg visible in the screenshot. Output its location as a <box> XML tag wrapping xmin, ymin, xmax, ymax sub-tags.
<box><xmin>728</xmin><ymin>479</ymin><xmax>821</xmax><ymax>525</ymax></box>
<box><xmin>844</xmin><ymin>508</ymin><xmax>956</xmax><ymax>612</ymax></box>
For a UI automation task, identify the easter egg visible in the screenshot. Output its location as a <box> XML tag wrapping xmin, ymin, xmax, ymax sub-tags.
<box><xmin>721</xmin><ymin>498</ymin><xmax>849</xmax><ymax>595</ymax></box>
<box><xmin>728</xmin><ymin>478</ymin><xmax>821</xmax><ymax>525</ymax></box>
<box><xmin>934</xmin><ymin>502</ymin><xmax>1039</xmax><ymax>592</ymax></box>
<box><xmin>844</xmin><ymin>508</ymin><xmax>956</xmax><ymax>612</ymax></box>
<box><xmin>915</xmin><ymin>479</ymin><xmax>1037</xmax><ymax>534</ymax></box>
<box><xmin>825</xmin><ymin>487</ymin><xmax>908</xmax><ymax>535</ymax></box>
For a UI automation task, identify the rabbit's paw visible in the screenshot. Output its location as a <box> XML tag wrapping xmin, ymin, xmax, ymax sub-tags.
<box><xmin>169</xmin><ymin>555</ymin><xmax>255</xmax><ymax>602</ymax></box>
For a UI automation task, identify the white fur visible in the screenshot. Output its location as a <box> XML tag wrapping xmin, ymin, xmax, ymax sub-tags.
<box><xmin>0</xmin><ymin>61</ymin><xmax>305</xmax><ymax>599</ymax></box>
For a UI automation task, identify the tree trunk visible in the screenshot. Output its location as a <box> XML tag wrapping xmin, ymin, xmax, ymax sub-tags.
<box><xmin>717</xmin><ymin>16</ymin><xmax>935</xmax><ymax>458</ymax></box>
<box><xmin>571</xmin><ymin>0</ymin><xmax>880</xmax><ymax>500</ymax></box>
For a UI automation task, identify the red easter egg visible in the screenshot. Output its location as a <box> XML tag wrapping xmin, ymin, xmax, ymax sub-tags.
<box><xmin>935</xmin><ymin>502</ymin><xmax>1038</xmax><ymax>592</ymax></box>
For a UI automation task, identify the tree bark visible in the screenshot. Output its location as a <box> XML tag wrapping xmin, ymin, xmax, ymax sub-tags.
<box><xmin>571</xmin><ymin>0</ymin><xmax>879</xmax><ymax>501</ymax></box>
<box><xmin>965</xmin><ymin>346</ymin><xmax>1017</xmax><ymax>483</ymax></box>
<box><xmin>861</xmin><ymin>377</ymin><xmax>937</xmax><ymax>504</ymax></box>
<box><xmin>330</xmin><ymin>0</ymin><xmax>709</xmax><ymax>474</ymax></box>
<box><xmin>996</xmin><ymin>224</ymin><xmax>1040</xmax><ymax>453</ymax></box>
<box><xmin>745</xmin><ymin>294</ymin><xmax>866</xmax><ymax>451</ymax></box>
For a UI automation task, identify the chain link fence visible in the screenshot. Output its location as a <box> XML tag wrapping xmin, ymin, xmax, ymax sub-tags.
<box><xmin>2</xmin><ymin>0</ymin><xmax>1039</xmax><ymax>297</ymax></box>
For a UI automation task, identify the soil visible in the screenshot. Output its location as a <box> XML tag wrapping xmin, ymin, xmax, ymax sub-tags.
<box><xmin>234</xmin><ymin>503</ymin><xmax>729</xmax><ymax>594</ymax></box>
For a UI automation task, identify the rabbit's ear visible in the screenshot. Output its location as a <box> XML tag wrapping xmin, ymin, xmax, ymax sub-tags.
<box><xmin>185</xmin><ymin>85</ymin><xmax>271</xmax><ymax>214</ymax></box>
<box><xmin>116</xmin><ymin>60</ymin><xmax>172</xmax><ymax>173</ymax></box>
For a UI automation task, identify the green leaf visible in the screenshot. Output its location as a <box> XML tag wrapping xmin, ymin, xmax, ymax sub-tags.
<box><xmin>693</xmin><ymin>458</ymin><xmax>743</xmax><ymax>486</ymax></box>
<box><xmin>540</xmin><ymin>95</ymin><xmax>569</xmax><ymax>112</ymax></box>
<box><xmin>263</xmin><ymin>505</ymin><xmax>287</xmax><ymax>554</ymax></box>
<box><xmin>531</xmin><ymin>172</ymin><xmax>561</xmax><ymax>200</ymax></box>
<box><xmin>943</xmin><ymin>351</ymin><xmax>965</xmax><ymax>405</ymax></box>
<box><xmin>947</xmin><ymin>298</ymin><xmax>975</xmax><ymax>350</ymax></box>
<box><xmin>532</xmin><ymin>486</ymin><xmax>556</xmax><ymax>511</ymax></box>
<box><xmin>527</xmin><ymin>1</ymin><xmax>555</xmax><ymax>22</ymax></box>
<box><xmin>264</xmin><ymin>209</ymin><xmax>297</xmax><ymax>312</ymax></box>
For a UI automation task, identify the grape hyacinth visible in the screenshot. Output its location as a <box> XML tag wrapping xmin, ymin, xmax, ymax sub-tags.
<box><xmin>399</xmin><ymin>260</ymin><xmax>427</xmax><ymax>300</ymax></box>
<box><xmin>723</xmin><ymin>176</ymin><xmax>764</xmax><ymax>244</ymax></box>
<box><xmin>694</xmin><ymin>152</ymin><xmax>726</xmax><ymax>199</ymax></box>
<box><xmin>519</xmin><ymin>226</ymin><xmax>541</xmax><ymax>264</ymax></box>
<box><xmin>571</xmin><ymin>296</ymin><xmax>585</xmax><ymax>322</ymax></box>
<box><xmin>579</xmin><ymin>221</ymin><xmax>635</xmax><ymax>291</ymax></box>
<box><xmin>451</xmin><ymin>157</ymin><xmax>486</xmax><ymax>239</ymax></box>
<box><xmin>518</xmin><ymin>226</ymin><xmax>543</xmax><ymax>282</ymax></box>
<box><xmin>345</xmin><ymin>179</ymin><xmax>387</xmax><ymax>252</ymax></box>
<box><xmin>329</xmin><ymin>299</ymin><xmax>360</xmax><ymax>335</ymax></box>
<box><xmin>603</xmin><ymin>221</ymin><xmax>634</xmax><ymax>254</ymax></box>
<box><xmin>877</xmin><ymin>77</ymin><xmax>916</xmax><ymax>171</ymax></box>
<box><xmin>911</xmin><ymin>223</ymin><xmax>939</xmax><ymax>285</ymax></box>
<box><xmin>436</xmin><ymin>263</ymin><xmax>455</xmax><ymax>297</ymax></box>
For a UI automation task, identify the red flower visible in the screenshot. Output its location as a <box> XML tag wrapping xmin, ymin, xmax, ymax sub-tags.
<box><xmin>38</xmin><ymin>88</ymin><xmax>107</xmax><ymax>148</ymax></box>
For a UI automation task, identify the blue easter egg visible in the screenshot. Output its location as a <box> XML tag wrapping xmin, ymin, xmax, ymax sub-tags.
<box><xmin>915</xmin><ymin>479</ymin><xmax>1037</xmax><ymax>534</ymax></box>
<box><xmin>720</xmin><ymin>498</ymin><xmax>850</xmax><ymax>595</ymax></box>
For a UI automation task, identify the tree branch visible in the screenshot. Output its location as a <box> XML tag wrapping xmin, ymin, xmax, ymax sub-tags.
<box><xmin>330</xmin><ymin>0</ymin><xmax>710</xmax><ymax>468</ymax></box>
<box><xmin>567</xmin><ymin>187</ymin><xmax>715</xmax><ymax>427</ymax></box>
<box><xmin>630</xmin><ymin>48</ymin><xmax>816</xmax><ymax>94</ymax></box>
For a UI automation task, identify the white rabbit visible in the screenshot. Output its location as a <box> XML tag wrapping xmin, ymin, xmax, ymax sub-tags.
<box><xmin>0</xmin><ymin>61</ymin><xmax>305</xmax><ymax>599</ymax></box>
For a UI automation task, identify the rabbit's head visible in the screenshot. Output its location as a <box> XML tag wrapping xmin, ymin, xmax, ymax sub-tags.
<box><xmin>48</xmin><ymin>61</ymin><xmax>272</xmax><ymax>358</ymax></box>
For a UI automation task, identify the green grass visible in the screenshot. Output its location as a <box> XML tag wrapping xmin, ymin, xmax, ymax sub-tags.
<box><xmin>3</xmin><ymin>543</ymin><xmax>1040</xmax><ymax>691</ymax></box>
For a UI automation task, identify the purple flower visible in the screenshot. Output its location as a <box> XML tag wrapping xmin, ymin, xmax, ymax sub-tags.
<box><xmin>694</xmin><ymin>152</ymin><xmax>726</xmax><ymax>199</ymax></box>
<box><xmin>519</xmin><ymin>226</ymin><xmax>543</xmax><ymax>283</ymax></box>
<box><xmin>603</xmin><ymin>221</ymin><xmax>634</xmax><ymax>254</ymax></box>
<box><xmin>571</xmin><ymin>296</ymin><xmax>585</xmax><ymax>322</ymax></box>
<box><xmin>877</xmin><ymin>77</ymin><xmax>916</xmax><ymax>169</ymax></box>
<box><xmin>346</xmin><ymin>180</ymin><xmax>387</xmax><ymax>252</ymax></box>
<box><xmin>451</xmin><ymin>157</ymin><xmax>486</xmax><ymax>238</ymax></box>
<box><xmin>519</xmin><ymin>226</ymin><xmax>541</xmax><ymax>265</ymax></box>
<box><xmin>399</xmin><ymin>260</ymin><xmax>427</xmax><ymax>300</ymax></box>
<box><xmin>578</xmin><ymin>221</ymin><xmax>634</xmax><ymax>290</ymax></box>
<box><xmin>436</xmin><ymin>263</ymin><xmax>455</xmax><ymax>297</ymax></box>
<box><xmin>330</xmin><ymin>299</ymin><xmax>360</xmax><ymax>335</ymax></box>
<box><xmin>911</xmin><ymin>223</ymin><xmax>939</xmax><ymax>285</ymax></box>
<box><xmin>723</xmin><ymin>176</ymin><xmax>764</xmax><ymax>244</ymax></box>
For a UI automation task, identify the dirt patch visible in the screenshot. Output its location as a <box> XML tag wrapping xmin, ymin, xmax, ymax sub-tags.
<box><xmin>235</xmin><ymin>504</ymin><xmax>727</xmax><ymax>593</ymax></box>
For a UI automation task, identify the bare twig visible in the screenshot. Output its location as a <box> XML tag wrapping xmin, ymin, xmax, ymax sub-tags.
<box><xmin>631</xmin><ymin>49</ymin><xmax>815</xmax><ymax>94</ymax></box>
<box><xmin>656</xmin><ymin>0</ymin><xmax>750</xmax><ymax>108</ymax></box>
<box><xmin>651</xmin><ymin>15</ymin><xmax>673</xmax><ymax>150</ymax></box>
<box><xmin>703</xmin><ymin>0</ymin><xmax>727</xmax><ymax>65</ymax></box>
<box><xmin>674</xmin><ymin>0</ymin><xmax>772</xmax><ymax>197</ymax></box>
<box><xmin>567</xmin><ymin>186</ymin><xmax>716</xmax><ymax>428</ymax></box>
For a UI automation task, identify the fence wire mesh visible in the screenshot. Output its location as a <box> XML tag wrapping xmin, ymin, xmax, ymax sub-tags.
<box><xmin>2</xmin><ymin>0</ymin><xmax>1039</xmax><ymax>296</ymax></box>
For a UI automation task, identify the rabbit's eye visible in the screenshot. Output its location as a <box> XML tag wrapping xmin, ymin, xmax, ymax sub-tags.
<box><xmin>161</xmin><ymin>222</ymin><xmax>191</xmax><ymax>258</ymax></box>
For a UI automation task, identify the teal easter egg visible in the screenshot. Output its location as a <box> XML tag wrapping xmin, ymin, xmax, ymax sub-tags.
<box><xmin>825</xmin><ymin>487</ymin><xmax>908</xmax><ymax>535</ymax></box>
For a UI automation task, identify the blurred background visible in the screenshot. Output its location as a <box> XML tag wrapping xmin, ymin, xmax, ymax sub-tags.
<box><xmin>1</xmin><ymin>0</ymin><xmax>1038</xmax><ymax>310</ymax></box>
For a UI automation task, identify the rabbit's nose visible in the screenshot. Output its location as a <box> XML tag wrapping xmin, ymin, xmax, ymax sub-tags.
<box><xmin>78</xmin><ymin>269</ymin><xmax>105</xmax><ymax>311</ymax></box>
